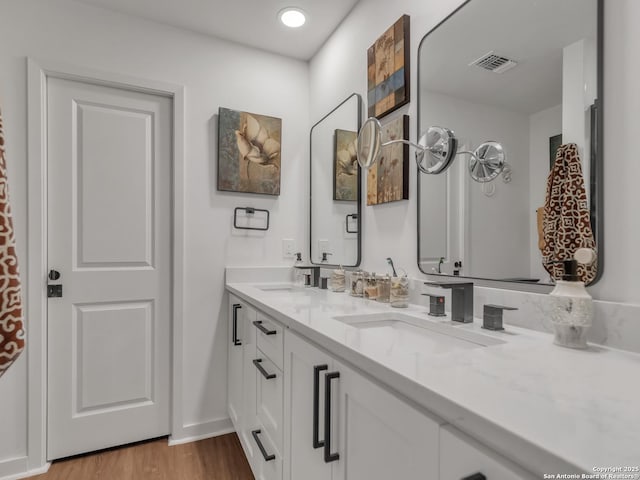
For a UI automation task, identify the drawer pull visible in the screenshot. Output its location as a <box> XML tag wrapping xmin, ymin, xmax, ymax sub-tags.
<box><xmin>313</xmin><ymin>364</ymin><xmax>328</xmax><ymax>449</ymax></box>
<box><xmin>461</xmin><ymin>474</ymin><xmax>486</xmax><ymax>480</ymax></box>
<box><xmin>324</xmin><ymin>371</ymin><xmax>340</xmax><ymax>463</ymax></box>
<box><xmin>251</xmin><ymin>429</ymin><xmax>276</xmax><ymax>462</ymax></box>
<box><xmin>253</xmin><ymin>320</ymin><xmax>277</xmax><ymax>335</ymax></box>
<box><xmin>253</xmin><ymin>359</ymin><xmax>276</xmax><ymax>380</ymax></box>
<box><xmin>232</xmin><ymin>304</ymin><xmax>242</xmax><ymax>346</ymax></box>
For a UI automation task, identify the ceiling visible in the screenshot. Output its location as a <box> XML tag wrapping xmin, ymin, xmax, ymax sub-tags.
<box><xmin>419</xmin><ymin>0</ymin><xmax>597</xmax><ymax>114</ymax></box>
<box><xmin>74</xmin><ymin>0</ymin><xmax>360</xmax><ymax>60</ymax></box>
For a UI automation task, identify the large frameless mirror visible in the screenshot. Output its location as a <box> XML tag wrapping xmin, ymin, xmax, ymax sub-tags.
<box><xmin>310</xmin><ymin>93</ymin><xmax>362</xmax><ymax>266</ymax></box>
<box><xmin>418</xmin><ymin>0</ymin><xmax>603</xmax><ymax>285</ymax></box>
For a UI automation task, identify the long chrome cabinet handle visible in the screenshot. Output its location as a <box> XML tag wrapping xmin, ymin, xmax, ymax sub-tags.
<box><xmin>251</xmin><ymin>429</ymin><xmax>276</xmax><ymax>462</ymax></box>
<box><xmin>232</xmin><ymin>304</ymin><xmax>242</xmax><ymax>346</ymax></box>
<box><xmin>323</xmin><ymin>371</ymin><xmax>340</xmax><ymax>463</ymax></box>
<box><xmin>252</xmin><ymin>359</ymin><xmax>276</xmax><ymax>380</ymax></box>
<box><xmin>313</xmin><ymin>364</ymin><xmax>328</xmax><ymax>449</ymax></box>
<box><xmin>253</xmin><ymin>320</ymin><xmax>277</xmax><ymax>335</ymax></box>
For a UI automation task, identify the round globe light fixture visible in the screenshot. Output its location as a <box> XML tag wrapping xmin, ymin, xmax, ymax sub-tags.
<box><xmin>279</xmin><ymin>7</ymin><xmax>306</xmax><ymax>28</ymax></box>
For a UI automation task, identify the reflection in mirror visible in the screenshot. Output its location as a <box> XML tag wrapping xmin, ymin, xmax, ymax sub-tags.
<box><xmin>468</xmin><ymin>141</ymin><xmax>506</xmax><ymax>183</ymax></box>
<box><xmin>418</xmin><ymin>0</ymin><xmax>602</xmax><ymax>285</ymax></box>
<box><xmin>310</xmin><ymin>93</ymin><xmax>362</xmax><ymax>266</ymax></box>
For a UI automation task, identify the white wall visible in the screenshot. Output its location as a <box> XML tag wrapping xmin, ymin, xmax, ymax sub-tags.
<box><xmin>0</xmin><ymin>0</ymin><xmax>308</xmax><ymax>472</ymax></box>
<box><xmin>563</xmin><ymin>38</ymin><xmax>597</xmax><ymax>195</ymax></box>
<box><xmin>310</xmin><ymin>0</ymin><xmax>640</xmax><ymax>304</ymax></box>
<box><xmin>593</xmin><ymin>0</ymin><xmax>640</xmax><ymax>303</ymax></box>
<box><xmin>310</xmin><ymin>0</ymin><xmax>466</xmax><ymax>279</ymax></box>
<box><xmin>529</xmin><ymin>104</ymin><xmax>562</xmax><ymax>282</ymax></box>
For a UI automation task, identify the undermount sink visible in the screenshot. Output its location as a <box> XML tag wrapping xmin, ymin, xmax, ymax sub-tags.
<box><xmin>333</xmin><ymin>312</ymin><xmax>505</xmax><ymax>354</ymax></box>
<box><xmin>259</xmin><ymin>285</ymin><xmax>294</xmax><ymax>292</ymax></box>
<box><xmin>257</xmin><ymin>284</ymin><xmax>307</xmax><ymax>294</ymax></box>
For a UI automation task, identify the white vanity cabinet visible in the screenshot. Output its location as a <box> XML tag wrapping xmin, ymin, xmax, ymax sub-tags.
<box><xmin>439</xmin><ymin>425</ymin><xmax>536</xmax><ymax>480</ymax></box>
<box><xmin>283</xmin><ymin>330</ymin><xmax>333</xmax><ymax>480</ymax></box>
<box><xmin>253</xmin><ymin>313</ymin><xmax>285</xmax><ymax>480</ymax></box>
<box><xmin>283</xmin><ymin>331</ymin><xmax>440</xmax><ymax>480</ymax></box>
<box><xmin>227</xmin><ymin>296</ymin><xmax>255</xmax><ymax>430</ymax></box>
<box><xmin>229</xmin><ymin>291</ymin><xmax>539</xmax><ymax>480</ymax></box>
<box><xmin>227</xmin><ymin>296</ymin><xmax>259</xmax><ymax>468</ymax></box>
<box><xmin>228</xmin><ymin>295</ymin><xmax>285</xmax><ymax>480</ymax></box>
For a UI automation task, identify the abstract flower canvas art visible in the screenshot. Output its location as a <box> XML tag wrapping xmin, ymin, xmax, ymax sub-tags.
<box><xmin>333</xmin><ymin>129</ymin><xmax>358</xmax><ymax>201</ymax></box>
<box><xmin>218</xmin><ymin>107</ymin><xmax>282</xmax><ymax>195</ymax></box>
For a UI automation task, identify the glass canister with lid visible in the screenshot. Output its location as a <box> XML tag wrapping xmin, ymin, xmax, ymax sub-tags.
<box><xmin>390</xmin><ymin>276</ymin><xmax>409</xmax><ymax>307</ymax></box>
<box><xmin>350</xmin><ymin>270</ymin><xmax>366</xmax><ymax>297</ymax></box>
<box><xmin>330</xmin><ymin>266</ymin><xmax>346</xmax><ymax>292</ymax></box>
<box><xmin>364</xmin><ymin>273</ymin><xmax>378</xmax><ymax>300</ymax></box>
<box><xmin>376</xmin><ymin>274</ymin><xmax>391</xmax><ymax>303</ymax></box>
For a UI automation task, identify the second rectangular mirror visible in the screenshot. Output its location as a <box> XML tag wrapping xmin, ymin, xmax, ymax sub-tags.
<box><xmin>310</xmin><ymin>93</ymin><xmax>362</xmax><ymax>266</ymax></box>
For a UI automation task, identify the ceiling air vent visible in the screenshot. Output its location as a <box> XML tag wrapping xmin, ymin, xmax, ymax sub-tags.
<box><xmin>469</xmin><ymin>51</ymin><xmax>518</xmax><ymax>74</ymax></box>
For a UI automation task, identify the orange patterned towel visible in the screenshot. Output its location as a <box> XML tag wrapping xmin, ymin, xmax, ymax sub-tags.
<box><xmin>0</xmin><ymin>108</ymin><xmax>25</xmax><ymax>378</ymax></box>
<box><xmin>541</xmin><ymin>143</ymin><xmax>597</xmax><ymax>283</ymax></box>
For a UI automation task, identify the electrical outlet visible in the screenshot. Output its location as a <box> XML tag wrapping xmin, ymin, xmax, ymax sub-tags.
<box><xmin>282</xmin><ymin>239</ymin><xmax>296</xmax><ymax>258</ymax></box>
<box><xmin>318</xmin><ymin>239</ymin><xmax>330</xmax><ymax>253</ymax></box>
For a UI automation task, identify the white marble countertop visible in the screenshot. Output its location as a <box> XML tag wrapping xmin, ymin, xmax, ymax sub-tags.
<box><xmin>226</xmin><ymin>280</ymin><xmax>640</xmax><ymax>476</ymax></box>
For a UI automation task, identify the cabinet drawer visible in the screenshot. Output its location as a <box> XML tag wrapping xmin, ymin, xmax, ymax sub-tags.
<box><xmin>255</xmin><ymin>313</ymin><xmax>284</xmax><ymax>370</ymax></box>
<box><xmin>239</xmin><ymin>413</ymin><xmax>260</xmax><ymax>476</ymax></box>
<box><xmin>440</xmin><ymin>425</ymin><xmax>535</xmax><ymax>480</ymax></box>
<box><xmin>251</xmin><ymin>426</ymin><xmax>282</xmax><ymax>480</ymax></box>
<box><xmin>255</xmin><ymin>352</ymin><xmax>284</xmax><ymax>452</ymax></box>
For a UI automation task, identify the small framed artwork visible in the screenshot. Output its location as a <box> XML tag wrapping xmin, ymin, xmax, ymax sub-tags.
<box><xmin>217</xmin><ymin>107</ymin><xmax>282</xmax><ymax>195</ymax></box>
<box><xmin>367</xmin><ymin>115</ymin><xmax>409</xmax><ymax>205</ymax></box>
<box><xmin>333</xmin><ymin>129</ymin><xmax>358</xmax><ymax>201</ymax></box>
<box><xmin>367</xmin><ymin>14</ymin><xmax>410</xmax><ymax>119</ymax></box>
<box><xmin>549</xmin><ymin>133</ymin><xmax>562</xmax><ymax>169</ymax></box>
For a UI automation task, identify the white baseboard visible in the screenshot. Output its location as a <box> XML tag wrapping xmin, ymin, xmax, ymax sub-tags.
<box><xmin>168</xmin><ymin>417</ymin><xmax>235</xmax><ymax>446</ymax></box>
<box><xmin>0</xmin><ymin>419</ymin><xmax>234</xmax><ymax>479</ymax></box>
<box><xmin>0</xmin><ymin>457</ymin><xmax>26</xmax><ymax>480</ymax></box>
<box><xmin>0</xmin><ymin>457</ymin><xmax>49</xmax><ymax>480</ymax></box>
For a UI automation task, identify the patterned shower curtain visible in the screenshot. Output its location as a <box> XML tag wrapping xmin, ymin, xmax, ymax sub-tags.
<box><xmin>0</xmin><ymin>108</ymin><xmax>25</xmax><ymax>378</ymax></box>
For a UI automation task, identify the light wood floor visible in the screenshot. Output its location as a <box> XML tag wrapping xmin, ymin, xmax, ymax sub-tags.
<box><xmin>31</xmin><ymin>433</ymin><xmax>254</xmax><ymax>480</ymax></box>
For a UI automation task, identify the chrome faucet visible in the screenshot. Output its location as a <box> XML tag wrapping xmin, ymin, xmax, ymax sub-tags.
<box><xmin>423</xmin><ymin>281</ymin><xmax>474</xmax><ymax>323</ymax></box>
<box><xmin>321</xmin><ymin>252</ymin><xmax>332</xmax><ymax>263</ymax></box>
<box><xmin>386</xmin><ymin>257</ymin><xmax>398</xmax><ymax>276</ymax></box>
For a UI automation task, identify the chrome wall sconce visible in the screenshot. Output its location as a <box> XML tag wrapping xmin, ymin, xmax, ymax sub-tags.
<box><xmin>356</xmin><ymin>117</ymin><xmax>507</xmax><ymax>183</ymax></box>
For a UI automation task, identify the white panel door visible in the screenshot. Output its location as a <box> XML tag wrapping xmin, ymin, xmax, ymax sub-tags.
<box><xmin>46</xmin><ymin>77</ymin><xmax>172</xmax><ymax>460</ymax></box>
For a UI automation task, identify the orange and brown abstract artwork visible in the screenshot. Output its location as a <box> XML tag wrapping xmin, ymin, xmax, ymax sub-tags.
<box><xmin>367</xmin><ymin>115</ymin><xmax>409</xmax><ymax>205</ymax></box>
<box><xmin>367</xmin><ymin>15</ymin><xmax>410</xmax><ymax>119</ymax></box>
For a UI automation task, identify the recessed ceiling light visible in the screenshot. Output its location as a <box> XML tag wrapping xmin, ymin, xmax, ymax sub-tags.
<box><xmin>279</xmin><ymin>7</ymin><xmax>306</xmax><ymax>28</ymax></box>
